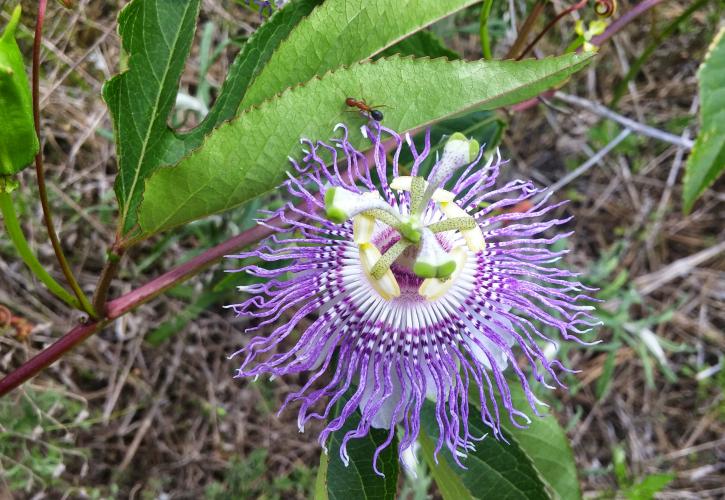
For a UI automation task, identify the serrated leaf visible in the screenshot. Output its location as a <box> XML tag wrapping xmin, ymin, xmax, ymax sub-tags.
<box><xmin>238</xmin><ymin>0</ymin><xmax>478</xmax><ymax>111</ymax></box>
<box><xmin>105</xmin><ymin>0</ymin><xmax>320</xmax><ymax>235</ymax></box>
<box><xmin>179</xmin><ymin>0</ymin><xmax>324</xmax><ymax>151</ymax></box>
<box><xmin>139</xmin><ymin>53</ymin><xmax>592</xmax><ymax>235</ymax></box>
<box><xmin>683</xmin><ymin>27</ymin><xmax>725</xmax><ymax>213</ymax></box>
<box><xmin>379</xmin><ymin>29</ymin><xmax>460</xmax><ymax>60</ymax></box>
<box><xmin>103</xmin><ymin>0</ymin><xmax>201</xmax><ymax>234</ymax></box>
<box><xmin>500</xmin><ymin>384</ymin><xmax>581</xmax><ymax>500</ymax></box>
<box><xmin>318</xmin><ymin>390</ymin><xmax>399</xmax><ymax>500</ymax></box>
<box><xmin>419</xmin><ymin>400</ymin><xmax>548</xmax><ymax>500</ymax></box>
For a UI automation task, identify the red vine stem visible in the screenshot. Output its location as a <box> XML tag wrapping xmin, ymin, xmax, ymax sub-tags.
<box><xmin>0</xmin><ymin>216</ymin><xmax>287</xmax><ymax>397</ymax></box>
<box><xmin>0</xmin><ymin>134</ymin><xmax>390</xmax><ymax>397</ymax></box>
<box><xmin>32</xmin><ymin>0</ymin><xmax>96</xmax><ymax>318</ymax></box>
<box><xmin>0</xmin><ymin>0</ymin><xmax>667</xmax><ymax>397</ymax></box>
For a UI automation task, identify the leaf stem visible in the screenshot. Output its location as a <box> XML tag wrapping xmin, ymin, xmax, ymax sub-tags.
<box><xmin>91</xmin><ymin>244</ymin><xmax>124</xmax><ymax>316</ymax></box>
<box><xmin>479</xmin><ymin>0</ymin><xmax>494</xmax><ymax>60</ymax></box>
<box><xmin>0</xmin><ymin>190</ymin><xmax>80</xmax><ymax>309</ymax></box>
<box><xmin>31</xmin><ymin>0</ymin><xmax>96</xmax><ymax>319</ymax></box>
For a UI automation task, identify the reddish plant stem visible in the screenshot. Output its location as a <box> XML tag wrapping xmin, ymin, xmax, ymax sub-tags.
<box><xmin>32</xmin><ymin>0</ymin><xmax>96</xmax><ymax>318</ymax></box>
<box><xmin>0</xmin><ymin>321</ymin><xmax>109</xmax><ymax>396</ymax></box>
<box><xmin>516</xmin><ymin>0</ymin><xmax>587</xmax><ymax>61</ymax></box>
<box><xmin>0</xmin><ymin>213</ymin><xmax>290</xmax><ymax>397</ymax></box>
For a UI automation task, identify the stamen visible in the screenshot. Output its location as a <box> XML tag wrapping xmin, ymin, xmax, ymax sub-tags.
<box><xmin>409</xmin><ymin>176</ymin><xmax>427</xmax><ymax>215</ymax></box>
<box><xmin>438</xmin><ymin>201</ymin><xmax>485</xmax><ymax>252</ymax></box>
<box><xmin>371</xmin><ymin>239</ymin><xmax>411</xmax><ymax>279</ymax></box>
<box><xmin>361</xmin><ymin>208</ymin><xmax>404</xmax><ymax>232</ymax></box>
<box><xmin>417</xmin><ymin>133</ymin><xmax>479</xmax><ymax>213</ymax></box>
<box><xmin>359</xmin><ymin>242</ymin><xmax>401</xmax><ymax>299</ymax></box>
<box><xmin>390</xmin><ymin>176</ymin><xmax>456</xmax><ymax>202</ymax></box>
<box><xmin>427</xmin><ymin>217</ymin><xmax>477</xmax><ymax>234</ymax></box>
<box><xmin>353</xmin><ymin>214</ymin><xmax>375</xmax><ymax>244</ymax></box>
<box><xmin>324</xmin><ymin>187</ymin><xmax>400</xmax><ymax>224</ymax></box>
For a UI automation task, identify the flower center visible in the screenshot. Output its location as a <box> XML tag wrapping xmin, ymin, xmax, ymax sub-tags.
<box><xmin>324</xmin><ymin>133</ymin><xmax>486</xmax><ymax>302</ymax></box>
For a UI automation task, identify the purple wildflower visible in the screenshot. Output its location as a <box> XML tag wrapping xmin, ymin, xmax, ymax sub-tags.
<box><xmin>226</xmin><ymin>123</ymin><xmax>597</xmax><ymax>472</ymax></box>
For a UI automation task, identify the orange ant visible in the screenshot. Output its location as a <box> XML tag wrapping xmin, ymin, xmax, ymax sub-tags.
<box><xmin>345</xmin><ymin>97</ymin><xmax>385</xmax><ymax>122</ymax></box>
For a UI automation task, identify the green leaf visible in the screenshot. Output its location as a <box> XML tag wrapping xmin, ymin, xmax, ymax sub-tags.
<box><xmin>104</xmin><ymin>0</ymin><xmax>323</xmax><ymax>235</ymax></box>
<box><xmin>139</xmin><ymin>53</ymin><xmax>592</xmax><ymax>235</ymax></box>
<box><xmin>179</xmin><ymin>0</ymin><xmax>324</xmax><ymax>151</ymax></box>
<box><xmin>418</xmin><ymin>430</ymin><xmax>473</xmax><ymax>500</ymax></box>
<box><xmin>314</xmin><ymin>452</ymin><xmax>329</xmax><ymax>500</ymax></box>
<box><xmin>0</xmin><ymin>5</ymin><xmax>39</xmax><ymax>176</ymax></box>
<box><xmin>379</xmin><ymin>29</ymin><xmax>460</xmax><ymax>60</ymax></box>
<box><xmin>500</xmin><ymin>384</ymin><xmax>582</xmax><ymax>500</ymax></box>
<box><xmin>317</xmin><ymin>390</ymin><xmax>399</xmax><ymax>500</ymax></box>
<box><xmin>683</xmin><ymin>27</ymin><xmax>725</xmax><ymax>213</ymax></box>
<box><xmin>624</xmin><ymin>473</ymin><xmax>675</xmax><ymax>500</ymax></box>
<box><xmin>103</xmin><ymin>0</ymin><xmax>201</xmax><ymax>234</ymax></box>
<box><xmin>238</xmin><ymin>0</ymin><xmax>479</xmax><ymax>110</ymax></box>
<box><xmin>419</xmin><ymin>400</ymin><xmax>548</xmax><ymax>499</ymax></box>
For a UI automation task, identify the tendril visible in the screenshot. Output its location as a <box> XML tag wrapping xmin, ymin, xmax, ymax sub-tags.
<box><xmin>594</xmin><ymin>0</ymin><xmax>617</xmax><ymax>17</ymax></box>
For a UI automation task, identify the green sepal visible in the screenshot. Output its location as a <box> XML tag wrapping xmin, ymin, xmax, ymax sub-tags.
<box><xmin>0</xmin><ymin>5</ymin><xmax>39</xmax><ymax>176</ymax></box>
<box><xmin>324</xmin><ymin>187</ymin><xmax>347</xmax><ymax>224</ymax></box>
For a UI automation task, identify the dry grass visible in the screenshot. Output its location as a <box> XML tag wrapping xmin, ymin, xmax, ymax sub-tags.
<box><xmin>0</xmin><ymin>0</ymin><xmax>723</xmax><ymax>498</ymax></box>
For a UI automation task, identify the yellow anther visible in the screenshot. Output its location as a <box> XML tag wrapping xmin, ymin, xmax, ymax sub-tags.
<box><xmin>419</xmin><ymin>247</ymin><xmax>468</xmax><ymax>301</ymax></box>
<box><xmin>359</xmin><ymin>242</ymin><xmax>400</xmax><ymax>300</ymax></box>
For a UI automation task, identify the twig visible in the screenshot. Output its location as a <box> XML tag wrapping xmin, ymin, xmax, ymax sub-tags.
<box><xmin>610</xmin><ymin>0</ymin><xmax>707</xmax><ymax>107</ymax></box>
<box><xmin>554</xmin><ymin>92</ymin><xmax>695</xmax><ymax>149</ymax></box>
<box><xmin>516</xmin><ymin>0</ymin><xmax>587</xmax><ymax>60</ymax></box>
<box><xmin>646</xmin><ymin>98</ymin><xmax>699</xmax><ymax>261</ymax></box>
<box><xmin>31</xmin><ymin>0</ymin><xmax>96</xmax><ymax>318</ymax></box>
<box><xmin>534</xmin><ymin>128</ymin><xmax>632</xmax><ymax>202</ymax></box>
<box><xmin>634</xmin><ymin>241</ymin><xmax>725</xmax><ymax>296</ymax></box>
<box><xmin>118</xmin><ymin>340</ymin><xmax>183</xmax><ymax>471</ymax></box>
<box><xmin>506</xmin><ymin>0</ymin><xmax>547</xmax><ymax>60</ymax></box>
